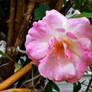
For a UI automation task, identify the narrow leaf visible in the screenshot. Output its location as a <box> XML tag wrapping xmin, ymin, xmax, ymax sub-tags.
<box><xmin>44</xmin><ymin>80</ymin><xmax>60</xmax><ymax>92</ymax></box>
<box><xmin>73</xmin><ymin>82</ymin><xmax>81</xmax><ymax>92</ymax></box>
<box><xmin>0</xmin><ymin>50</ymin><xmax>13</xmax><ymax>62</ymax></box>
<box><xmin>71</xmin><ymin>12</ymin><xmax>92</xmax><ymax>18</ymax></box>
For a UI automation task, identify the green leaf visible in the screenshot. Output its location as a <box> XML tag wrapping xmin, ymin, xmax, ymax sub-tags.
<box><xmin>50</xmin><ymin>81</ymin><xmax>60</xmax><ymax>92</ymax></box>
<box><xmin>15</xmin><ymin>66</ymin><xmax>20</xmax><ymax>71</ymax></box>
<box><xmin>45</xmin><ymin>83</ymin><xmax>52</xmax><ymax>92</ymax></box>
<box><xmin>34</xmin><ymin>3</ymin><xmax>51</xmax><ymax>20</ymax></box>
<box><xmin>44</xmin><ymin>80</ymin><xmax>60</xmax><ymax>92</ymax></box>
<box><xmin>19</xmin><ymin>58</ymin><xmax>25</xmax><ymax>67</ymax></box>
<box><xmin>0</xmin><ymin>50</ymin><xmax>13</xmax><ymax>62</ymax></box>
<box><xmin>73</xmin><ymin>82</ymin><xmax>81</xmax><ymax>92</ymax></box>
<box><xmin>71</xmin><ymin>12</ymin><xmax>92</xmax><ymax>18</ymax></box>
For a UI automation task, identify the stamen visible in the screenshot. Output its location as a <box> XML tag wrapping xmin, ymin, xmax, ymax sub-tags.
<box><xmin>53</xmin><ymin>41</ymin><xmax>64</xmax><ymax>56</ymax></box>
<box><xmin>53</xmin><ymin>40</ymin><xmax>71</xmax><ymax>57</ymax></box>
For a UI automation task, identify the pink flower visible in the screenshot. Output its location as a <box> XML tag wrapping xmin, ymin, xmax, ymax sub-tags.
<box><xmin>25</xmin><ymin>10</ymin><xmax>92</xmax><ymax>83</ymax></box>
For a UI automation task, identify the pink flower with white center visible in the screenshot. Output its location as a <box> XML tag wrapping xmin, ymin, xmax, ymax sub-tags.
<box><xmin>25</xmin><ymin>9</ymin><xmax>92</xmax><ymax>83</ymax></box>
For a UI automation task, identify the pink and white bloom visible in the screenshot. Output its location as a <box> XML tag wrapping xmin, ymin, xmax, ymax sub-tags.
<box><xmin>25</xmin><ymin>10</ymin><xmax>92</xmax><ymax>83</ymax></box>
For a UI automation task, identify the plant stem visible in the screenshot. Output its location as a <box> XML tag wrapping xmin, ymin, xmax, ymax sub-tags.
<box><xmin>0</xmin><ymin>61</ymin><xmax>33</xmax><ymax>91</ymax></box>
<box><xmin>55</xmin><ymin>0</ymin><xmax>65</xmax><ymax>11</ymax></box>
<box><xmin>7</xmin><ymin>0</ymin><xmax>16</xmax><ymax>52</ymax></box>
<box><xmin>1</xmin><ymin>88</ymin><xmax>37</xmax><ymax>92</ymax></box>
<box><xmin>21</xmin><ymin>74</ymin><xmax>40</xmax><ymax>87</ymax></box>
<box><xmin>14</xmin><ymin>1</ymin><xmax>35</xmax><ymax>51</ymax></box>
<box><xmin>14</xmin><ymin>0</ymin><xmax>24</xmax><ymax>41</ymax></box>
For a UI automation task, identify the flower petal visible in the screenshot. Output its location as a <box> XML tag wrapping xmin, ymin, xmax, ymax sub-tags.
<box><xmin>73</xmin><ymin>23</ymin><xmax>92</xmax><ymax>39</ymax></box>
<box><xmin>79</xmin><ymin>38</ymin><xmax>91</xmax><ymax>49</ymax></box>
<box><xmin>48</xmin><ymin>36</ymin><xmax>57</xmax><ymax>49</ymax></box>
<box><xmin>38</xmin><ymin>55</ymin><xmax>76</xmax><ymax>81</ymax></box>
<box><xmin>68</xmin><ymin>10</ymin><xmax>90</xmax><ymax>28</ymax></box>
<box><xmin>26</xmin><ymin>41</ymin><xmax>48</xmax><ymax>60</ymax></box>
<box><xmin>66</xmin><ymin>32</ymin><xmax>77</xmax><ymax>40</ymax></box>
<box><xmin>33</xmin><ymin>60</ymin><xmax>40</xmax><ymax>66</ymax></box>
<box><xmin>56</xmin><ymin>28</ymin><xmax>65</xmax><ymax>33</ymax></box>
<box><xmin>63</xmin><ymin>42</ymin><xmax>72</xmax><ymax>59</ymax></box>
<box><xmin>28</xmin><ymin>21</ymin><xmax>50</xmax><ymax>40</ymax></box>
<box><xmin>68</xmin><ymin>61</ymin><xmax>88</xmax><ymax>83</ymax></box>
<box><xmin>25</xmin><ymin>9</ymin><xmax>92</xmax><ymax>83</ymax></box>
<box><xmin>81</xmin><ymin>49</ymin><xmax>92</xmax><ymax>65</ymax></box>
<box><xmin>73</xmin><ymin>10</ymin><xmax>80</xmax><ymax>15</ymax></box>
<box><xmin>43</xmin><ymin>9</ymin><xmax>67</xmax><ymax>30</ymax></box>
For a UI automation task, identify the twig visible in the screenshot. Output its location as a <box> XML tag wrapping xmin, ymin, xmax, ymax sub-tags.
<box><xmin>55</xmin><ymin>0</ymin><xmax>65</xmax><ymax>11</ymax></box>
<box><xmin>43</xmin><ymin>0</ymin><xmax>50</xmax><ymax>4</ymax></box>
<box><xmin>29</xmin><ymin>0</ymin><xmax>47</xmax><ymax>3</ymax></box>
<box><xmin>6</xmin><ymin>0</ymin><xmax>16</xmax><ymax>80</ymax></box>
<box><xmin>0</xmin><ymin>61</ymin><xmax>33</xmax><ymax>91</ymax></box>
<box><xmin>14</xmin><ymin>0</ymin><xmax>24</xmax><ymax>41</ymax></box>
<box><xmin>0</xmin><ymin>88</ymin><xmax>36</xmax><ymax>92</ymax></box>
<box><xmin>0</xmin><ymin>63</ymin><xmax>9</xmax><ymax>68</ymax></box>
<box><xmin>7</xmin><ymin>0</ymin><xmax>16</xmax><ymax>49</ymax></box>
<box><xmin>33</xmin><ymin>77</ymin><xmax>42</xmax><ymax>89</ymax></box>
<box><xmin>16</xmin><ymin>46</ymin><xmax>26</xmax><ymax>54</ymax></box>
<box><xmin>44</xmin><ymin>79</ymin><xmax>49</xmax><ymax>89</ymax></box>
<box><xmin>32</xmin><ymin>68</ymin><xmax>34</xmax><ymax>86</ymax></box>
<box><xmin>7</xmin><ymin>1</ymin><xmax>35</xmax><ymax>57</ymax></box>
<box><xmin>25</xmin><ymin>1</ymin><xmax>35</xmax><ymax>21</ymax></box>
<box><xmin>14</xmin><ymin>1</ymin><xmax>35</xmax><ymax>50</ymax></box>
<box><xmin>21</xmin><ymin>74</ymin><xmax>40</xmax><ymax>87</ymax></box>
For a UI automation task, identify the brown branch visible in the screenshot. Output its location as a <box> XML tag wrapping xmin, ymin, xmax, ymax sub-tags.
<box><xmin>29</xmin><ymin>0</ymin><xmax>47</xmax><ymax>3</ymax></box>
<box><xmin>14</xmin><ymin>1</ymin><xmax>35</xmax><ymax>49</ymax></box>
<box><xmin>33</xmin><ymin>77</ymin><xmax>42</xmax><ymax>89</ymax></box>
<box><xmin>43</xmin><ymin>0</ymin><xmax>50</xmax><ymax>4</ymax></box>
<box><xmin>25</xmin><ymin>2</ymin><xmax>35</xmax><ymax>21</ymax></box>
<box><xmin>29</xmin><ymin>0</ymin><xmax>50</xmax><ymax>5</ymax></box>
<box><xmin>14</xmin><ymin>0</ymin><xmax>25</xmax><ymax>41</ymax></box>
<box><xmin>55</xmin><ymin>0</ymin><xmax>65</xmax><ymax>11</ymax></box>
<box><xmin>6</xmin><ymin>1</ymin><xmax>35</xmax><ymax>60</ymax></box>
<box><xmin>5</xmin><ymin>0</ymin><xmax>16</xmax><ymax>81</ymax></box>
<box><xmin>0</xmin><ymin>88</ymin><xmax>37</xmax><ymax>92</ymax></box>
<box><xmin>0</xmin><ymin>61</ymin><xmax>33</xmax><ymax>91</ymax></box>
<box><xmin>7</xmin><ymin>0</ymin><xmax>16</xmax><ymax>48</ymax></box>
